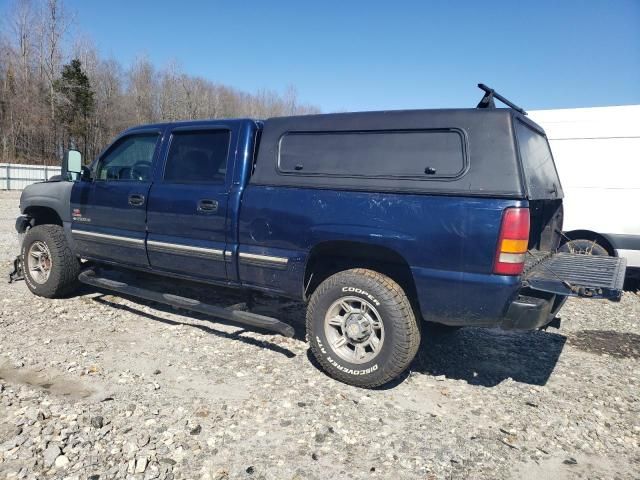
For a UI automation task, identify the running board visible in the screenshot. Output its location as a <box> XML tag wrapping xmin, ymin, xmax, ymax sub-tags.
<box><xmin>78</xmin><ymin>270</ymin><xmax>295</xmax><ymax>337</ymax></box>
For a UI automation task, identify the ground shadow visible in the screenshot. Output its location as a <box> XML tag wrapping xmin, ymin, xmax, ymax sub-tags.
<box><xmin>411</xmin><ymin>325</ymin><xmax>567</xmax><ymax>387</ymax></box>
<box><xmin>71</xmin><ymin>270</ymin><xmax>569</xmax><ymax>388</ymax></box>
<box><xmin>307</xmin><ymin>327</ymin><xmax>566</xmax><ymax>389</ymax></box>
<box><xmin>306</xmin><ymin>324</ymin><xmax>567</xmax><ymax>389</ymax></box>
<box><xmin>92</xmin><ymin>295</ymin><xmax>298</xmax><ymax>358</ymax></box>
<box><xmin>89</xmin><ymin>296</ymin><xmax>565</xmax><ymax>388</ymax></box>
<box><xmin>69</xmin><ymin>267</ymin><xmax>308</xmax><ymax>340</ymax></box>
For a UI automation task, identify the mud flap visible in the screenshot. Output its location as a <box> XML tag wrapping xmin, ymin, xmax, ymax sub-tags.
<box><xmin>523</xmin><ymin>251</ymin><xmax>627</xmax><ymax>300</ymax></box>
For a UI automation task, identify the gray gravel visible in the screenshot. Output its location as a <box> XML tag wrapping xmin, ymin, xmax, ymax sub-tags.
<box><xmin>0</xmin><ymin>190</ymin><xmax>639</xmax><ymax>479</ymax></box>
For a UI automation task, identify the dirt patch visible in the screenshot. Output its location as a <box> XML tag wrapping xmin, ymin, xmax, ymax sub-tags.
<box><xmin>0</xmin><ymin>361</ymin><xmax>107</xmax><ymax>401</ymax></box>
<box><xmin>569</xmin><ymin>330</ymin><xmax>640</xmax><ymax>359</ymax></box>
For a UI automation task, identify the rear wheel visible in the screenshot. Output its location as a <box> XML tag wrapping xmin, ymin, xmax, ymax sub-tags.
<box><xmin>22</xmin><ymin>224</ymin><xmax>80</xmax><ymax>298</ymax></box>
<box><xmin>559</xmin><ymin>238</ymin><xmax>609</xmax><ymax>256</ymax></box>
<box><xmin>306</xmin><ymin>268</ymin><xmax>420</xmax><ymax>388</ymax></box>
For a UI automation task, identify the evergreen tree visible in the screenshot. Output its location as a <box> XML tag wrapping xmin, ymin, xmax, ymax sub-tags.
<box><xmin>54</xmin><ymin>58</ymin><xmax>95</xmax><ymax>156</ymax></box>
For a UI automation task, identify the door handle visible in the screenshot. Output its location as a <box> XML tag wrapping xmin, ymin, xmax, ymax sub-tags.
<box><xmin>128</xmin><ymin>194</ymin><xmax>145</xmax><ymax>206</ymax></box>
<box><xmin>197</xmin><ymin>199</ymin><xmax>218</xmax><ymax>213</ymax></box>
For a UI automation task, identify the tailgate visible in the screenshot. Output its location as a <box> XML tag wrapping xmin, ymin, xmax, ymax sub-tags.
<box><xmin>523</xmin><ymin>251</ymin><xmax>627</xmax><ymax>300</ymax></box>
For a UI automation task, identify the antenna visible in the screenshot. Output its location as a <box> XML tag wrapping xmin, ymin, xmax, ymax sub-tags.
<box><xmin>476</xmin><ymin>83</ymin><xmax>527</xmax><ymax>115</ymax></box>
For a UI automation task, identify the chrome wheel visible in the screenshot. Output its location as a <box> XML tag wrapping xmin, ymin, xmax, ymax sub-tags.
<box><xmin>27</xmin><ymin>240</ymin><xmax>52</xmax><ymax>284</ymax></box>
<box><xmin>324</xmin><ymin>296</ymin><xmax>384</xmax><ymax>364</ymax></box>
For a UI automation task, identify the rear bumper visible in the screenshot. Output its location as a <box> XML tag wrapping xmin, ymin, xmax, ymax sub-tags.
<box><xmin>501</xmin><ymin>293</ymin><xmax>565</xmax><ymax>330</ymax></box>
<box><xmin>411</xmin><ymin>266</ymin><xmax>567</xmax><ymax>330</ymax></box>
<box><xmin>411</xmin><ymin>266</ymin><xmax>521</xmax><ymax>327</ymax></box>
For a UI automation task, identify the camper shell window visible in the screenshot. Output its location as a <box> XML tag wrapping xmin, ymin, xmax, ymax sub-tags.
<box><xmin>277</xmin><ymin>129</ymin><xmax>466</xmax><ymax>179</ymax></box>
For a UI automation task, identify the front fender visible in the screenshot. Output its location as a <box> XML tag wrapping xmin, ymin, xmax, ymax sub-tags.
<box><xmin>19</xmin><ymin>181</ymin><xmax>73</xmax><ymax>222</ymax></box>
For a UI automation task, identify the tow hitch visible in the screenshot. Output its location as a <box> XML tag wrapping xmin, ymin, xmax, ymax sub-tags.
<box><xmin>540</xmin><ymin>316</ymin><xmax>561</xmax><ymax>330</ymax></box>
<box><xmin>8</xmin><ymin>255</ymin><xmax>24</xmax><ymax>283</ymax></box>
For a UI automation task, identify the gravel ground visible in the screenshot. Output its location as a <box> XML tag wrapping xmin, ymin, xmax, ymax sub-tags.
<box><xmin>0</xmin><ymin>190</ymin><xmax>639</xmax><ymax>480</ymax></box>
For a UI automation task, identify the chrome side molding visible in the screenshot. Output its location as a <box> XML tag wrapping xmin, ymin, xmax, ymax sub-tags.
<box><xmin>147</xmin><ymin>240</ymin><xmax>224</xmax><ymax>260</ymax></box>
<box><xmin>239</xmin><ymin>252</ymin><xmax>289</xmax><ymax>269</ymax></box>
<box><xmin>71</xmin><ymin>229</ymin><xmax>144</xmax><ymax>247</ymax></box>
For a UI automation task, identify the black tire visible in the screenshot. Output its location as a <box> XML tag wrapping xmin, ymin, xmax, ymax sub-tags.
<box><xmin>306</xmin><ymin>268</ymin><xmax>420</xmax><ymax>388</ymax></box>
<box><xmin>21</xmin><ymin>224</ymin><xmax>80</xmax><ymax>298</ymax></box>
<box><xmin>559</xmin><ymin>239</ymin><xmax>609</xmax><ymax>256</ymax></box>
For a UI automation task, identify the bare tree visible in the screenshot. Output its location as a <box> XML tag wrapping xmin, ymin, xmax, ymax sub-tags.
<box><xmin>128</xmin><ymin>55</ymin><xmax>158</xmax><ymax>124</ymax></box>
<box><xmin>0</xmin><ymin>0</ymin><xmax>320</xmax><ymax>166</ymax></box>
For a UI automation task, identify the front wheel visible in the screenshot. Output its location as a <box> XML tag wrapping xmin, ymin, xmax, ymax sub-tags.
<box><xmin>306</xmin><ymin>268</ymin><xmax>421</xmax><ymax>388</ymax></box>
<box><xmin>22</xmin><ymin>224</ymin><xmax>80</xmax><ymax>298</ymax></box>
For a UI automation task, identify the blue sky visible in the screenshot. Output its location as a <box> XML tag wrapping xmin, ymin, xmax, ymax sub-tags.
<box><xmin>6</xmin><ymin>0</ymin><xmax>640</xmax><ymax>111</ymax></box>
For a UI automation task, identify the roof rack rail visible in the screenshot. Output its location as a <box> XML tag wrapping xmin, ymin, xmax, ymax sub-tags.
<box><xmin>476</xmin><ymin>83</ymin><xmax>527</xmax><ymax>115</ymax></box>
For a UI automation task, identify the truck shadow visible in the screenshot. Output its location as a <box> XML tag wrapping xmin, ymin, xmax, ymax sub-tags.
<box><xmin>73</xmin><ymin>267</ymin><xmax>309</xmax><ymax>345</ymax></box>
<box><xmin>90</xmin><ymin>294</ymin><xmax>299</xmax><ymax>358</ymax></box>
<box><xmin>76</xmin><ymin>282</ymin><xmax>567</xmax><ymax>388</ymax></box>
<box><xmin>411</xmin><ymin>326</ymin><xmax>567</xmax><ymax>387</ymax></box>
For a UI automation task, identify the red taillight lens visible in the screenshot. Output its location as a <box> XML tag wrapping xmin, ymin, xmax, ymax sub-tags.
<box><xmin>493</xmin><ymin>207</ymin><xmax>530</xmax><ymax>275</ymax></box>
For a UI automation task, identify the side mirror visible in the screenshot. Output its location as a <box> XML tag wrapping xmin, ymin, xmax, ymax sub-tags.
<box><xmin>65</xmin><ymin>150</ymin><xmax>82</xmax><ymax>174</ymax></box>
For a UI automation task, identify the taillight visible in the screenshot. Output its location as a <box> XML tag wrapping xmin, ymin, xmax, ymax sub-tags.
<box><xmin>493</xmin><ymin>207</ymin><xmax>530</xmax><ymax>275</ymax></box>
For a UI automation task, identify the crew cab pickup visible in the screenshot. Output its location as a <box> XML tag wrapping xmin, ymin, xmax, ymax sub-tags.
<box><xmin>13</xmin><ymin>85</ymin><xmax>627</xmax><ymax>387</ymax></box>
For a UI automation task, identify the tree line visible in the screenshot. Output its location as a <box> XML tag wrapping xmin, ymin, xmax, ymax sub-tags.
<box><xmin>0</xmin><ymin>0</ymin><xmax>320</xmax><ymax>166</ymax></box>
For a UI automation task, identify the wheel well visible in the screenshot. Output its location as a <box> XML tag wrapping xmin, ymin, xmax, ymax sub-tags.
<box><xmin>562</xmin><ymin>230</ymin><xmax>616</xmax><ymax>256</ymax></box>
<box><xmin>23</xmin><ymin>206</ymin><xmax>63</xmax><ymax>227</ymax></box>
<box><xmin>303</xmin><ymin>241</ymin><xmax>419</xmax><ymax>311</ymax></box>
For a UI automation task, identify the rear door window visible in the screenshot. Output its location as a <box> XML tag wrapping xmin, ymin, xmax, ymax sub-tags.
<box><xmin>278</xmin><ymin>130</ymin><xmax>466</xmax><ymax>178</ymax></box>
<box><xmin>515</xmin><ymin>120</ymin><xmax>563</xmax><ymax>199</ymax></box>
<box><xmin>163</xmin><ymin>130</ymin><xmax>230</xmax><ymax>183</ymax></box>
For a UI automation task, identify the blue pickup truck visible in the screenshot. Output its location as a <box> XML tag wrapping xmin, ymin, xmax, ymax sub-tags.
<box><xmin>13</xmin><ymin>85</ymin><xmax>626</xmax><ymax>387</ymax></box>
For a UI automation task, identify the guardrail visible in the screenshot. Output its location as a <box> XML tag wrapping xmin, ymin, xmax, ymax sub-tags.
<box><xmin>0</xmin><ymin>163</ymin><xmax>62</xmax><ymax>190</ymax></box>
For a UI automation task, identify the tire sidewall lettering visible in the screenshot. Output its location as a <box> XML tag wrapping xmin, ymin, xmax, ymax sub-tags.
<box><xmin>325</xmin><ymin>355</ymin><xmax>378</xmax><ymax>375</ymax></box>
<box><xmin>315</xmin><ymin>335</ymin><xmax>379</xmax><ymax>376</ymax></box>
<box><xmin>341</xmin><ymin>286</ymin><xmax>380</xmax><ymax>306</ymax></box>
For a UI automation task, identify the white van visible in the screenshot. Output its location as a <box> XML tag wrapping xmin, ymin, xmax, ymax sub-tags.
<box><xmin>530</xmin><ymin>105</ymin><xmax>640</xmax><ymax>271</ymax></box>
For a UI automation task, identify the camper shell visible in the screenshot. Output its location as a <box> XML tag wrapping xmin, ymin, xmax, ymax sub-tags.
<box><xmin>252</xmin><ymin>108</ymin><xmax>564</xmax><ymax>201</ymax></box>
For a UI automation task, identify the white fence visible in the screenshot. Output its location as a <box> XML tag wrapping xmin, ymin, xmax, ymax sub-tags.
<box><xmin>0</xmin><ymin>163</ymin><xmax>62</xmax><ymax>190</ymax></box>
